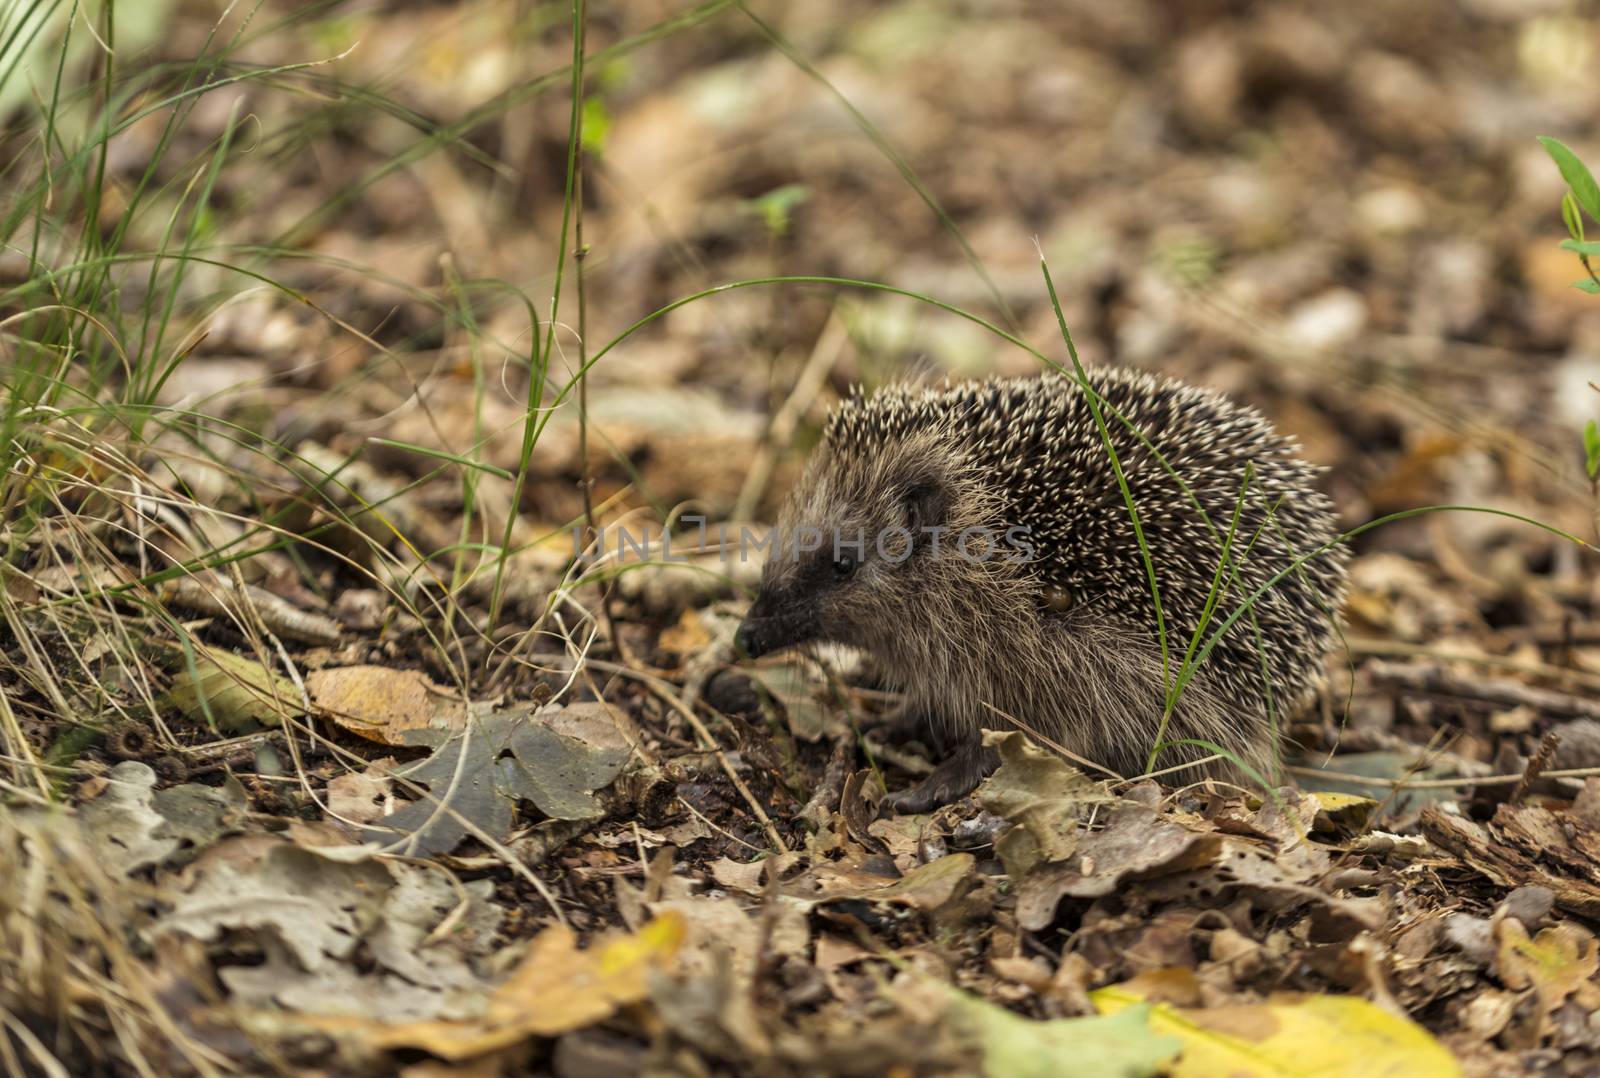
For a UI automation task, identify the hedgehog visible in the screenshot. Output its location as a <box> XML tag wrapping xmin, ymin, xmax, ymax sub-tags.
<box><xmin>734</xmin><ymin>367</ymin><xmax>1349</xmax><ymax>813</ymax></box>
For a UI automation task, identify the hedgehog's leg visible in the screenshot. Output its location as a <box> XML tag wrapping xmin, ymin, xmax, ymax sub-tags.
<box><xmin>883</xmin><ymin>733</ymin><xmax>998</xmax><ymax>814</ymax></box>
<box><xmin>864</xmin><ymin>700</ymin><xmax>932</xmax><ymax>742</ymax></box>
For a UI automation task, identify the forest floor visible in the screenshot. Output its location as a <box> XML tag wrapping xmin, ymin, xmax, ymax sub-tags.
<box><xmin>4</xmin><ymin>1</ymin><xmax>1600</xmax><ymax>1075</ymax></box>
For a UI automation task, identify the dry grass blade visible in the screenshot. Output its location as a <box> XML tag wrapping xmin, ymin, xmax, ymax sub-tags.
<box><xmin>0</xmin><ymin>812</ymin><xmax>230</xmax><ymax>1076</ymax></box>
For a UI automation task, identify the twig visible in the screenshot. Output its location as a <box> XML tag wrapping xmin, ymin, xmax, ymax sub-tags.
<box><xmin>614</xmin><ymin>669</ymin><xmax>788</xmax><ymax>855</ymax></box>
<box><xmin>732</xmin><ymin>309</ymin><xmax>849</xmax><ymax>522</ymax></box>
<box><xmin>571</xmin><ymin>0</ymin><xmax>621</xmax><ymax>656</ymax></box>
<box><xmin>1125</xmin><ymin>753</ymin><xmax>1225</xmax><ymax>785</ymax></box>
<box><xmin>1492</xmin><ymin>620</ymin><xmax>1600</xmax><ymax>648</ymax></box>
<box><xmin>1345</xmin><ymin>636</ymin><xmax>1600</xmax><ymax>695</ymax></box>
<box><xmin>1284</xmin><ymin>762</ymin><xmax>1600</xmax><ymax>789</ymax></box>
<box><xmin>677</xmin><ymin>794</ymin><xmax>766</xmax><ymax>854</ymax></box>
<box><xmin>797</xmin><ymin>732</ymin><xmax>852</xmax><ymax>825</ymax></box>
<box><xmin>859</xmin><ymin>736</ymin><xmax>936</xmax><ymax>777</ymax></box>
<box><xmin>1366</xmin><ymin>659</ymin><xmax>1600</xmax><ymax>721</ymax></box>
<box><xmin>179</xmin><ymin>730</ymin><xmax>280</xmax><ymax>763</ymax></box>
<box><xmin>1510</xmin><ymin>729</ymin><xmax>1562</xmax><ymax>805</ymax></box>
<box><xmin>159</xmin><ymin>573</ymin><xmax>341</xmax><ymax>646</ymax></box>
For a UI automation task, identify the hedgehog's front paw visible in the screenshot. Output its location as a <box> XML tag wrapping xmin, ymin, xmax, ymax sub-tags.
<box><xmin>883</xmin><ymin>738</ymin><xmax>999</xmax><ymax>814</ymax></box>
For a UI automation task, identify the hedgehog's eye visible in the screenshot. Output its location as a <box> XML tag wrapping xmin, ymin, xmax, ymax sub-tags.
<box><xmin>1042</xmin><ymin>584</ymin><xmax>1074</xmax><ymax>612</ymax></box>
<box><xmin>833</xmin><ymin>553</ymin><xmax>857</xmax><ymax>579</ymax></box>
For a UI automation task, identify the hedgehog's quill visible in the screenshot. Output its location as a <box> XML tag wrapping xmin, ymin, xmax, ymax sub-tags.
<box><xmin>735</xmin><ymin>369</ymin><xmax>1349</xmax><ymax>812</ymax></box>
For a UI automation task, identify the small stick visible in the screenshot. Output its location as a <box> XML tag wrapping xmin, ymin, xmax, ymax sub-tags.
<box><xmin>1510</xmin><ymin>730</ymin><xmax>1562</xmax><ymax>805</ymax></box>
<box><xmin>798</xmin><ymin>732</ymin><xmax>853</xmax><ymax>825</ymax></box>
<box><xmin>1366</xmin><ymin>660</ymin><xmax>1600</xmax><ymax>722</ymax></box>
<box><xmin>1344</xmin><ymin>636</ymin><xmax>1600</xmax><ymax>695</ymax></box>
<box><xmin>1284</xmin><ymin>762</ymin><xmax>1600</xmax><ymax>790</ymax></box>
<box><xmin>1492</xmin><ymin>621</ymin><xmax>1600</xmax><ymax>648</ymax></box>
<box><xmin>571</xmin><ymin>0</ymin><xmax>622</xmax><ymax>657</ymax></box>
<box><xmin>733</xmin><ymin>309</ymin><xmax>849</xmax><ymax>523</ymax></box>
<box><xmin>859</xmin><ymin>737</ymin><xmax>935</xmax><ymax>777</ymax></box>
<box><xmin>633</xmin><ymin>673</ymin><xmax>789</xmax><ymax>855</ymax></box>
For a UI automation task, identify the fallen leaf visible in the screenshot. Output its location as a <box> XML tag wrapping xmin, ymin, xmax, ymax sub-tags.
<box><xmin>709</xmin><ymin>856</ymin><xmax>770</xmax><ymax>895</ymax></box>
<box><xmin>149</xmin><ymin>775</ymin><xmax>248</xmax><ymax>854</ymax></box>
<box><xmin>744</xmin><ymin>662</ymin><xmax>829</xmax><ymax>742</ymax></box>
<box><xmin>1494</xmin><ymin>918</ymin><xmax>1600</xmax><ymax>1037</ymax></box>
<box><xmin>1422</xmin><ymin>805</ymin><xmax>1600</xmax><ymax>918</ymax></box>
<box><xmin>363</xmin><ymin>705</ymin><xmax>630</xmax><ymax>856</ymax></box>
<box><xmin>327</xmin><ymin>762</ymin><xmax>396</xmax><ymax>827</ymax></box>
<box><xmin>1307</xmin><ymin>792</ymin><xmax>1379</xmax><ymax>834</ymax></box>
<box><xmin>367</xmin><ymin>870</ymin><xmax>503</xmax><ymax>992</ymax></box>
<box><xmin>155</xmin><ymin>838</ymin><xmax>393</xmax><ymax>971</ymax></box>
<box><xmin>1093</xmin><ymin>978</ymin><xmax>1461</xmax><ymax>1077</ymax></box>
<box><xmin>978</xmin><ymin>730</ymin><xmax>1111</xmax><ymax>877</ymax></box>
<box><xmin>1015</xmin><ymin>803</ymin><xmax>1222</xmax><ymax>931</ymax></box>
<box><xmin>308</xmin><ymin>666</ymin><xmax>467</xmax><ymax>745</ymax></box>
<box><xmin>949</xmin><ymin>990</ymin><xmax>1180</xmax><ymax>1078</ymax></box>
<box><xmin>863</xmin><ymin>852</ymin><xmax>977</xmax><ymax>911</ymax></box>
<box><xmin>164</xmin><ymin>648</ymin><xmax>301</xmax><ymax>731</ymax></box>
<box><xmin>77</xmin><ymin>761</ymin><xmax>181</xmax><ymax>877</ymax></box>
<box><xmin>307</xmin><ymin>913</ymin><xmax>685</xmax><ymax>1060</ymax></box>
<box><xmin>658</xmin><ymin>606</ymin><xmax>713</xmax><ymax>655</ymax></box>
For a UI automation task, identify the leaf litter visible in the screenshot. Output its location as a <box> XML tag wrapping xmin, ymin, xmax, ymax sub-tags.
<box><xmin>6</xmin><ymin>0</ymin><xmax>1600</xmax><ymax>1074</ymax></box>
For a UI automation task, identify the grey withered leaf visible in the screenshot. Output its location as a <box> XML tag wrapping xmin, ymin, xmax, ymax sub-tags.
<box><xmin>361</xmin><ymin>704</ymin><xmax>630</xmax><ymax>857</ymax></box>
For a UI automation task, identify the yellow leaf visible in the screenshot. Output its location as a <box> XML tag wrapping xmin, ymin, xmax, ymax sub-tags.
<box><xmin>299</xmin><ymin>913</ymin><xmax>684</xmax><ymax>1060</ymax></box>
<box><xmin>307</xmin><ymin>665</ymin><xmax>466</xmax><ymax>745</ymax></box>
<box><xmin>949</xmin><ymin>991</ymin><xmax>1180</xmax><ymax>1078</ymax></box>
<box><xmin>1093</xmin><ymin>979</ymin><xmax>1460</xmax><ymax>1078</ymax></box>
<box><xmin>1495</xmin><ymin>918</ymin><xmax>1600</xmax><ymax>1020</ymax></box>
<box><xmin>165</xmin><ymin>649</ymin><xmax>301</xmax><ymax>731</ymax></box>
<box><xmin>1307</xmin><ymin>792</ymin><xmax>1379</xmax><ymax>832</ymax></box>
<box><xmin>658</xmin><ymin>607</ymin><xmax>712</xmax><ymax>655</ymax></box>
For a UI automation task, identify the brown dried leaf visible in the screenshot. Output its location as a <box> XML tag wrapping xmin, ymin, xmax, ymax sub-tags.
<box><xmin>978</xmin><ymin>730</ymin><xmax>1111</xmax><ymax>879</ymax></box>
<box><xmin>299</xmin><ymin>914</ymin><xmax>684</xmax><ymax>1060</ymax></box>
<box><xmin>1016</xmin><ymin>805</ymin><xmax>1223</xmax><ymax>931</ymax></box>
<box><xmin>308</xmin><ymin>666</ymin><xmax>467</xmax><ymax>746</ymax></box>
<box><xmin>1495</xmin><ymin>918</ymin><xmax>1600</xmax><ymax>1037</ymax></box>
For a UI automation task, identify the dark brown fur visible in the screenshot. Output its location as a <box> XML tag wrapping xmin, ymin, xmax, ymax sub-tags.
<box><xmin>736</xmin><ymin>369</ymin><xmax>1349</xmax><ymax>811</ymax></box>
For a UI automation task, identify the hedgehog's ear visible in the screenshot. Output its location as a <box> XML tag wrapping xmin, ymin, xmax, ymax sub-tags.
<box><xmin>902</xmin><ymin>475</ymin><xmax>949</xmax><ymax>534</ymax></box>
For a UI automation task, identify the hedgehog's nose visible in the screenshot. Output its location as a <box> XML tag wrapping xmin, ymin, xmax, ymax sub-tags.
<box><xmin>734</xmin><ymin>617</ymin><xmax>765</xmax><ymax>658</ymax></box>
<box><xmin>736</xmin><ymin>592</ymin><xmax>816</xmax><ymax>658</ymax></box>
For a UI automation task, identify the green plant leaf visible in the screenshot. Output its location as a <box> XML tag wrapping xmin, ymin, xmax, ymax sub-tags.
<box><xmin>581</xmin><ymin>96</ymin><xmax>612</xmax><ymax>156</ymax></box>
<box><xmin>1572</xmin><ymin>278</ymin><xmax>1600</xmax><ymax>294</ymax></box>
<box><xmin>1563</xmin><ymin>192</ymin><xmax>1586</xmax><ymax>242</ymax></box>
<box><xmin>738</xmin><ymin>184</ymin><xmax>810</xmax><ymax>238</ymax></box>
<box><xmin>1540</xmin><ymin>136</ymin><xmax>1600</xmax><ymax>222</ymax></box>
<box><xmin>949</xmin><ymin>992</ymin><xmax>1180</xmax><ymax>1078</ymax></box>
<box><xmin>1584</xmin><ymin>419</ymin><xmax>1600</xmax><ymax>479</ymax></box>
<box><xmin>1559</xmin><ymin>239</ymin><xmax>1600</xmax><ymax>256</ymax></box>
<box><xmin>367</xmin><ymin>438</ymin><xmax>515</xmax><ymax>479</ymax></box>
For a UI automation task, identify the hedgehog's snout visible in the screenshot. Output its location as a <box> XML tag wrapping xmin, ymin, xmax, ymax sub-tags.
<box><xmin>733</xmin><ymin>619</ymin><xmax>763</xmax><ymax>658</ymax></box>
<box><xmin>735</xmin><ymin>584</ymin><xmax>818</xmax><ymax>659</ymax></box>
<box><xmin>733</xmin><ymin>612</ymin><xmax>776</xmax><ymax>658</ymax></box>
